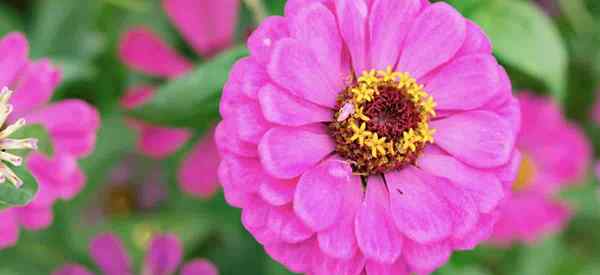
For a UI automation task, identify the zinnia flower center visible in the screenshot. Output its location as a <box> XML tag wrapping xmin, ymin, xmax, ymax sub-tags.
<box><xmin>328</xmin><ymin>67</ymin><xmax>436</xmax><ymax>175</ymax></box>
<box><xmin>513</xmin><ymin>154</ymin><xmax>536</xmax><ymax>192</ymax></box>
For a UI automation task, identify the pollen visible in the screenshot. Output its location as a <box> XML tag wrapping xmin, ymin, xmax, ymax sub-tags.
<box><xmin>328</xmin><ymin>66</ymin><xmax>436</xmax><ymax>175</ymax></box>
<box><xmin>0</xmin><ymin>87</ymin><xmax>38</xmax><ymax>188</ymax></box>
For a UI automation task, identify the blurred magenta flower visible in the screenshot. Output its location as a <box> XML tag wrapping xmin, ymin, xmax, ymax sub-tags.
<box><xmin>491</xmin><ymin>93</ymin><xmax>591</xmax><ymax>244</ymax></box>
<box><xmin>118</xmin><ymin>0</ymin><xmax>239</xmax><ymax>199</ymax></box>
<box><xmin>53</xmin><ymin>233</ymin><xmax>218</xmax><ymax>275</ymax></box>
<box><xmin>217</xmin><ymin>0</ymin><xmax>520</xmax><ymax>273</ymax></box>
<box><xmin>0</xmin><ymin>32</ymin><xmax>100</xmax><ymax>250</ymax></box>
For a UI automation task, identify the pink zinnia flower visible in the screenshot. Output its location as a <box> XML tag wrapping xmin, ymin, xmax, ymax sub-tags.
<box><xmin>53</xmin><ymin>233</ymin><xmax>218</xmax><ymax>275</ymax></box>
<box><xmin>491</xmin><ymin>93</ymin><xmax>591</xmax><ymax>244</ymax></box>
<box><xmin>119</xmin><ymin>0</ymin><xmax>239</xmax><ymax>198</ymax></box>
<box><xmin>217</xmin><ymin>0</ymin><xmax>520</xmax><ymax>273</ymax></box>
<box><xmin>0</xmin><ymin>32</ymin><xmax>100</xmax><ymax>250</ymax></box>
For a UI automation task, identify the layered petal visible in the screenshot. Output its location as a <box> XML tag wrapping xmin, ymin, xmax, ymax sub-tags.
<box><xmin>387</xmin><ymin>167</ymin><xmax>452</xmax><ymax>243</ymax></box>
<box><xmin>334</xmin><ymin>0</ymin><xmax>369</xmax><ymax>73</ymax></box>
<box><xmin>431</xmin><ymin>110</ymin><xmax>515</xmax><ymax>168</ymax></box>
<box><xmin>425</xmin><ymin>54</ymin><xmax>500</xmax><ymax>110</ymax></box>
<box><xmin>259</xmin><ymin>127</ymin><xmax>334</xmax><ymax>179</ymax></box>
<box><xmin>397</xmin><ymin>3</ymin><xmax>466</xmax><ymax>79</ymax></box>
<box><xmin>248</xmin><ymin>16</ymin><xmax>290</xmax><ymax>66</ymax></box>
<box><xmin>368</xmin><ymin>0</ymin><xmax>421</xmax><ymax>70</ymax></box>
<box><xmin>258</xmin><ymin>84</ymin><xmax>332</xmax><ymax>126</ymax></box>
<box><xmin>355</xmin><ymin>177</ymin><xmax>403</xmax><ymax>264</ymax></box>
<box><xmin>294</xmin><ymin>159</ymin><xmax>355</xmax><ymax>231</ymax></box>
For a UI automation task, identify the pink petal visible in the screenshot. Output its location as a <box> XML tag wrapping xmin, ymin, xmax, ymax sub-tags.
<box><xmin>241</xmin><ymin>196</ymin><xmax>282</xmax><ymax>245</ymax></box>
<box><xmin>334</xmin><ymin>0</ymin><xmax>369</xmax><ymax>73</ymax></box>
<box><xmin>369</xmin><ymin>0</ymin><xmax>421</xmax><ymax>70</ymax></box>
<box><xmin>119</xmin><ymin>27</ymin><xmax>192</xmax><ymax>78</ymax></box>
<box><xmin>121</xmin><ymin>85</ymin><xmax>154</xmax><ymax>109</ymax></box>
<box><xmin>138</xmin><ymin>125</ymin><xmax>191</xmax><ymax>159</ymax></box>
<box><xmin>52</xmin><ymin>265</ymin><xmax>94</xmax><ymax>275</ymax></box>
<box><xmin>144</xmin><ymin>234</ymin><xmax>183</xmax><ymax>275</ymax></box>
<box><xmin>267</xmin><ymin>38</ymin><xmax>339</xmax><ymax>108</ymax></box>
<box><xmin>259</xmin><ymin>126</ymin><xmax>334</xmax><ymax>179</ymax></box>
<box><xmin>454</xmin><ymin>211</ymin><xmax>499</xmax><ymax>250</ymax></box>
<box><xmin>387</xmin><ymin>167</ymin><xmax>453</xmax><ymax>243</ymax></box>
<box><xmin>365</xmin><ymin>260</ymin><xmax>409</xmax><ymax>275</ymax></box>
<box><xmin>181</xmin><ymin>259</ymin><xmax>218</xmax><ymax>275</ymax></box>
<box><xmin>178</xmin><ymin>130</ymin><xmax>220</xmax><ymax>198</ymax></box>
<box><xmin>294</xmin><ymin>158</ymin><xmax>355</xmax><ymax>231</ymax></box>
<box><xmin>425</xmin><ymin>54</ymin><xmax>501</xmax><ymax>110</ymax></box>
<box><xmin>16</xmin><ymin>205</ymin><xmax>54</xmax><ymax>230</ymax></box>
<box><xmin>268</xmin><ymin>205</ymin><xmax>314</xmax><ymax>243</ymax></box>
<box><xmin>265</xmin><ymin>238</ymin><xmax>317</xmax><ymax>273</ymax></box>
<box><xmin>0</xmin><ymin>32</ymin><xmax>28</xmax><ymax>87</ymax></box>
<box><xmin>163</xmin><ymin>0</ymin><xmax>238</xmax><ymax>57</ymax></box>
<box><xmin>317</xmin><ymin>172</ymin><xmax>362</xmax><ymax>260</ymax></box>
<box><xmin>25</xmin><ymin>100</ymin><xmax>100</xmax><ymax>157</ymax></box>
<box><xmin>218</xmin><ymin>156</ymin><xmax>256</xmax><ymax>208</ymax></box>
<box><xmin>427</xmin><ymin>176</ymin><xmax>479</xmax><ymax>239</ymax></box>
<box><xmin>220</xmin><ymin>156</ymin><xmax>263</xmax><ymax>194</ymax></box>
<box><xmin>284</xmin><ymin>0</ymin><xmax>332</xmax><ymax>17</ymax></box>
<box><xmin>258</xmin><ymin>177</ymin><xmax>296</xmax><ymax>206</ymax></box>
<box><xmin>402</xmin><ymin>240</ymin><xmax>451</xmax><ymax>273</ymax></box>
<box><xmin>27</xmin><ymin>153</ymin><xmax>86</xmax><ymax>201</ymax></box>
<box><xmin>11</xmin><ymin>59</ymin><xmax>61</xmax><ymax>117</ymax></box>
<box><xmin>90</xmin><ymin>233</ymin><xmax>132</xmax><ymax>275</ymax></box>
<box><xmin>456</xmin><ymin>20</ymin><xmax>492</xmax><ymax>56</ymax></box>
<box><xmin>0</xmin><ymin>210</ymin><xmax>19</xmax><ymax>249</ymax></box>
<box><xmin>355</xmin><ymin>177</ymin><xmax>403</xmax><ymax>264</ymax></box>
<box><xmin>258</xmin><ymin>84</ymin><xmax>332</xmax><ymax>126</ymax></box>
<box><xmin>214</xmin><ymin>120</ymin><xmax>257</xmax><ymax>157</ymax></box>
<box><xmin>239</xmin><ymin>58</ymin><xmax>269</xmax><ymax>99</ymax></box>
<box><xmin>289</xmin><ymin>3</ymin><xmax>345</xmax><ymax>87</ymax></box>
<box><xmin>248</xmin><ymin>16</ymin><xmax>290</xmax><ymax>66</ymax></box>
<box><xmin>397</xmin><ymin>3</ymin><xmax>466</xmax><ymax>79</ymax></box>
<box><xmin>311</xmin><ymin>253</ymin><xmax>366</xmax><ymax>275</ymax></box>
<box><xmin>417</xmin><ymin>152</ymin><xmax>504</xmax><ymax>213</ymax></box>
<box><xmin>232</xmin><ymin>100</ymin><xmax>272</xmax><ymax>144</ymax></box>
<box><xmin>431</xmin><ymin>110</ymin><xmax>515</xmax><ymax>168</ymax></box>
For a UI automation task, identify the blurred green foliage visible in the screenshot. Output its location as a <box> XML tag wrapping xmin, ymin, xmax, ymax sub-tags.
<box><xmin>0</xmin><ymin>0</ymin><xmax>599</xmax><ymax>274</ymax></box>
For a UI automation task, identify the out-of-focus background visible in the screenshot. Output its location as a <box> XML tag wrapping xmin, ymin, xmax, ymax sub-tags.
<box><xmin>0</xmin><ymin>0</ymin><xmax>599</xmax><ymax>274</ymax></box>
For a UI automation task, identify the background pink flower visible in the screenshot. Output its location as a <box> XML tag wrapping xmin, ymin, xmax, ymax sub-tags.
<box><xmin>0</xmin><ymin>32</ymin><xmax>100</xmax><ymax>250</ymax></box>
<box><xmin>217</xmin><ymin>0</ymin><xmax>520</xmax><ymax>273</ymax></box>
<box><xmin>118</xmin><ymin>0</ymin><xmax>239</xmax><ymax>199</ymax></box>
<box><xmin>491</xmin><ymin>93</ymin><xmax>591</xmax><ymax>244</ymax></box>
<box><xmin>53</xmin><ymin>233</ymin><xmax>218</xmax><ymax>275</ymax></box>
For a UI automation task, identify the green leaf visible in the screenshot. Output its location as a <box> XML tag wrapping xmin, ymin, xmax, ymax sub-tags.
<box><xmin>468</xmin><ymin>0</ymin><xmax>568</xmax><ymax>102</ymax></box>
<box><xmin>0</xmin><ymin>3</ymin><xmax>22</xmax><ymax>36</ymax></box>
<box><xmin>0</xmin><ymin>165</ymin><xmax>38</xmax><ymax>208</ymax></box>
<box><xmin>11</xmin><ymin>124</ymin><xmax>54</xmax><ymax>157</ymax></box>
<box><xmin>129</xmin><ymin>46</ymin><xmax>249</xmax><ymax>128</ymax></box>
<box><xmin>30</xmin><ymin>0</ymin><xmax>101</xmax><ymax>58</ymax></box>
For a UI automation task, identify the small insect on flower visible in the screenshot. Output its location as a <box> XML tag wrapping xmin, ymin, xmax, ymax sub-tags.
<box><xmin>0</xmin><ymin>87</ymin><xmax>38</xmax><ymax>188</ymax></box>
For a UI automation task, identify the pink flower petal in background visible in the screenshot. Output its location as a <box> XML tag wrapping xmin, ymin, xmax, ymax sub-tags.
<box><xmin>489</xmin><ymin>93</ymin><xmax>591</xmax><ymax>244</ymax></box>
<box><xmin>178</xmin><ymin>129</ymin><xmax>220</xmax><ymax>198</ymax></box>
<box><xmin>163</xmin><ymin>0</ymin><xmax>239</xmax><ymax>57</ymax></box>
<box><xmin>0</xmin><ymin>32</ymin><xmax>100</xmax><ymax>250</ymax></box>
<box><xmin>54</xmin><ymin>233</ymin><xmax>219</xmax><ymax>275</ymax></box>
<box><xmin>119</xmin><ymin>27</ymin><xmax>192</xmax><ymax>78</ymax></box>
